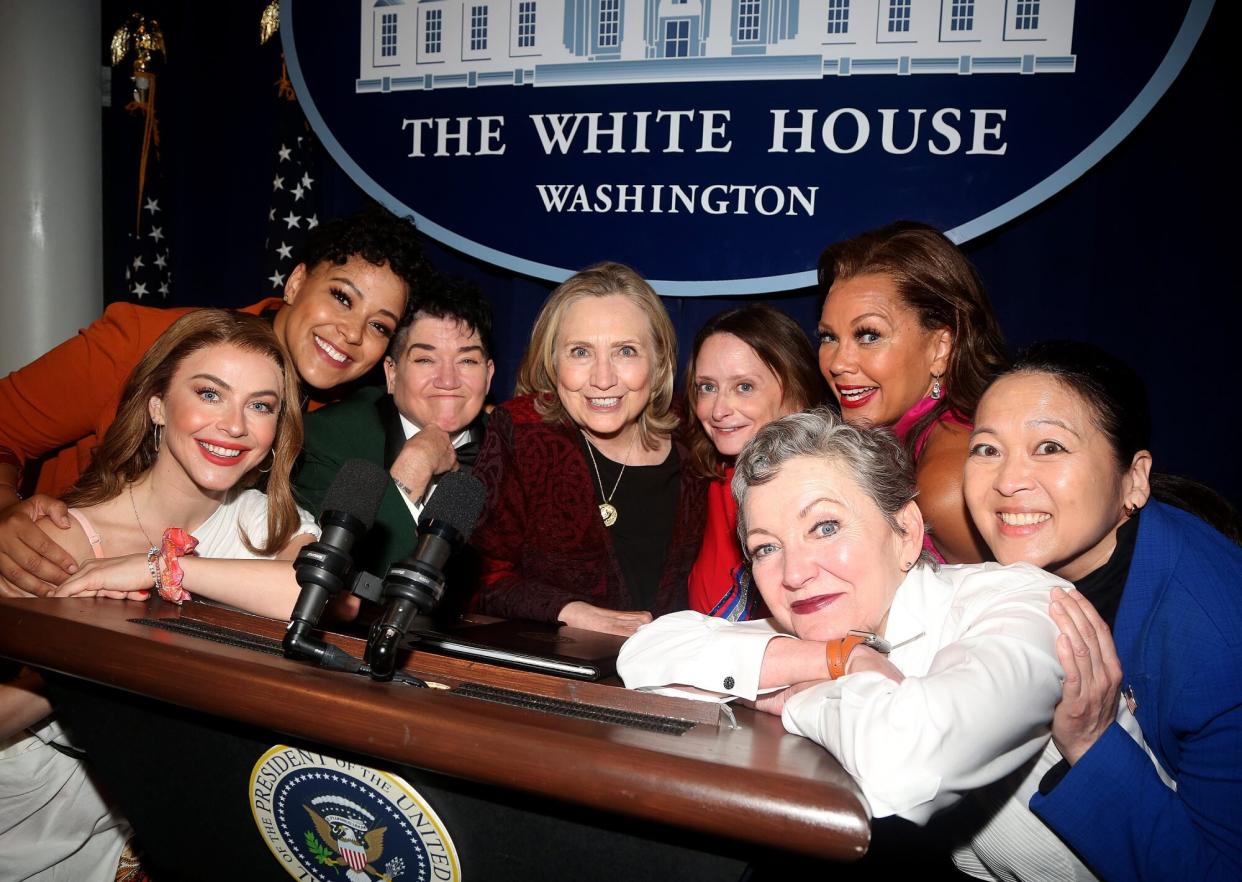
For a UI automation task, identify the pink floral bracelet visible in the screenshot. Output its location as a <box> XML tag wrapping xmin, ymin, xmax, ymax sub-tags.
<box><xmin>156</xmin><ymin>527</ymin><xmax>199</xmax><ymax>604</ymax></box>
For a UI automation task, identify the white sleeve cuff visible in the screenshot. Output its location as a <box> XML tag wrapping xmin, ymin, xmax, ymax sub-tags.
<box><xmin>618</xmin><ymin>611</ymin><xmax>790</xmax><ymax>699</ymax></box>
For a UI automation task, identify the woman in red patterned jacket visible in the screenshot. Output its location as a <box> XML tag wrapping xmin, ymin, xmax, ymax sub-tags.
<box><xmin>469</xmin><ymin>263</ymin><xmax>706</xmax><ymax>636</ymax></box>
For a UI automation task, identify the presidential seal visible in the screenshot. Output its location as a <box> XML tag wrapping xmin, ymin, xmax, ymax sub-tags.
<box><xmin>250</xmin><ymin>745</ymin><xmax>461</xmax><ymax>882</ymax></box>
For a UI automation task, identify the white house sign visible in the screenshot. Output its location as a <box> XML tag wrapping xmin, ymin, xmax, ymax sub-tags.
<box><xmin>284</xmin><ymin>0</ymin><xmax>1214</xmax><ymax>294</ymax></box>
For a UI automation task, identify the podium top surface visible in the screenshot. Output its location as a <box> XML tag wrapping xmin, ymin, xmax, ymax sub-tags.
<box><xmin>0</xmin><ymin>596</ymin><xmax>870</xmax><ymax>861</ymax></box>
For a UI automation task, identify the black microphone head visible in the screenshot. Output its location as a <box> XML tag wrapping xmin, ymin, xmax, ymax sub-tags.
<box><xmin>321</xmin><ymin>459</ymin><xmax>389</xmax><ymax>531</ymax></box>
<box><xmin>420</xmin><ymin>471</ymin><xmax>487</xmax><ymax>541</ymax></box>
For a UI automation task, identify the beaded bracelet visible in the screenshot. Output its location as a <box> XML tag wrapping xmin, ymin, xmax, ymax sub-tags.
<box><xmin>144</xmin><ymin>546</ymin><xmax>162</xmax><ymax>593</ymax></box>
<box><xmin>156</xmin><ymin>527</ymin><xmax>199</xmax><ymax>604</ymax></box>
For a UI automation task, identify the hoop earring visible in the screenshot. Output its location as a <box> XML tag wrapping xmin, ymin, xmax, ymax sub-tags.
<box><xmin>152</xmin><ymin>422</ymin><xmax>163</xmax><ymax>450</ymax></box>
<box><xmin>1124</xmin><ymin>503</ymin><xmax>1139</xmax><ymax>518</ymax></box>
<box><xmin>930</xmin><ymin>375</ymin><xmax>943</xmax><ymax>400</ymax></box>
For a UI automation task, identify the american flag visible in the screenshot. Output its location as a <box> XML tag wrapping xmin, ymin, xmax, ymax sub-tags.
<box><xmin>263</xmin><ymin>57</ymin><xmax>323</xmax><ymax>292</ymax></box>
<box><xmin>125</xmin><ymin>190</ymin><xmax>173</xmax><ymax>302</ymax></box>
<box><xmin>110</xmin><ymin>14</ymin><xmax>172</xmax><ymax>303</ymax></box>
<box><xmin>120</xmin><ymin>75</ymin><xmax>173</xmax><ymax>302</ymax></box>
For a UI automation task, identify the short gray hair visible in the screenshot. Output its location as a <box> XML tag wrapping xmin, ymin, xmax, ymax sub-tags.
<box><xmin>731</xmin><ymin>408</ymin><xmax>935</xmax><ymax>568</ymax></box>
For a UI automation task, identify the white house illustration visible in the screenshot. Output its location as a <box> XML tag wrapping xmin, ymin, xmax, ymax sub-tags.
<box><xmin>357</xmin><ymin>0</ymin><xmax>1074</xmax><ymax>92</ymax></box>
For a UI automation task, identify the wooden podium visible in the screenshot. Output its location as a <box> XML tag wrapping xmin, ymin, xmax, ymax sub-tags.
<box><xmin>0</xmin><ymin>596</ymin><xmax>870</xmax><ymax>880</ymax></box>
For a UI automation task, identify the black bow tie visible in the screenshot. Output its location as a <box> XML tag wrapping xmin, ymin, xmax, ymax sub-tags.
<box><xmin>455</xmin><ymin>439</ymin><xmax>481</xmax><ymax>470</ymax></box>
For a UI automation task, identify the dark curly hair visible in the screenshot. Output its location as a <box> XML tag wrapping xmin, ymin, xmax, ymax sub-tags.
<box><xmin>296</xmin><ymin>206</ymin><xmax>429</xmax><ymax>326</ymax></box>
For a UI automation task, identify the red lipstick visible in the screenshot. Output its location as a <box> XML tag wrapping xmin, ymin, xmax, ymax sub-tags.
<box><xmin>790</xmin><ymin>593</ymin><xmax>842</xmax><ymax>615</ymax></box>
<box><xmin>836</xmin><ymin>386</ymin><xmax>878</xmax><ymax>410</ymax></box>
<box><xmin>197</xmin><ymin>440</ymin><xmax>250</xmax><ymax>467</ymax></box>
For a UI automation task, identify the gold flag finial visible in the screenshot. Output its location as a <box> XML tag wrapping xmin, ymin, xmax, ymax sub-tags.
<box><xmin>110</xmin><ymin>13</ymin><xmax>167</xmax><ymax>74</ymax></box>
<box><xmin>260</xmin><ymin>1</ymin><xmax>281</xmax><ymax>45</ymax></box>
<box><xmin>110</xmin><ymin>13</ymin><xmax>167</xmax><ymax>234</ymax></box>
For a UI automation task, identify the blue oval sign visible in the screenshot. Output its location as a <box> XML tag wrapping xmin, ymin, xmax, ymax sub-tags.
<box><xmin>285</xmin><ymin>0</ymin><xmax>1213</xmax><ymax>294</ymax></box>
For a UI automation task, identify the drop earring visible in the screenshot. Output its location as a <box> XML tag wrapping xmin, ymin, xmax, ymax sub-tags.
<box><xmin>930</xmin><ymin>375</ymin><xmax>943</xmax><ymax>400</ymax></box>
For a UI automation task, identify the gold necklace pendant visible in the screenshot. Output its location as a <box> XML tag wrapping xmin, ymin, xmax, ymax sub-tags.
<box><xmin>583</xmin><ymin>429</ymin><xmax>634</xmax><ymax>530</ymax></box>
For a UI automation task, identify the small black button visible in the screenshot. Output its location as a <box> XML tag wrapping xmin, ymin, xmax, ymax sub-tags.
<box><xmin>723</xmin><ymin>676</ymin><xmax>735</xmax><ymax>690</ymax></box>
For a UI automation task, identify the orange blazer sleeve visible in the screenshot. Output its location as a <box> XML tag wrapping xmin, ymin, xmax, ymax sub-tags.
<box><xmin>0</xmin><ymin>297</ymin><xmax>285</xmax><ymax>495</ymax></box>
<box><xmin>0</xmin><ymin>303</ymin><xmax>168</xmax><ymax>466</ymax></box>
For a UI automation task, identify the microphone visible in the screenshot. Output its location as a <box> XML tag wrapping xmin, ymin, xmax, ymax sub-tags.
<box><xmin>284</xmin><ymin>459</ymin><xmax>389</xmax><ymax>666</ymax></box>
<box><xmin>367</xmin><ymin>470</ymin><xmax>487</xmax><ymax>680</ymax></box>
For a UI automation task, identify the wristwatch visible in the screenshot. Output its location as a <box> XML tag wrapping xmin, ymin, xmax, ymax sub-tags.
<box><xmin>825</xmin><ymin>630</ymin><xmax>892</xmax><ymax>679</ymax></box>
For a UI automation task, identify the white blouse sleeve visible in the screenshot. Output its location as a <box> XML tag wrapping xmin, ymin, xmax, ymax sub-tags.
<box><xmin>780</xmin><ymin>574</ymin><xmax>1063</xmax><ymax>824</ymax></box>
<box><xmin>232</xmin><ymin>489</ymin><xmax>321</xmax><ymax>556</ymax></box>
<box><xmin>292</xmin><ymin>501</ymin><xmax>321</xmax><ymax>541</ymax></box>
<box><xmin>617</xmin><ymin>610</ymin><xmax>794</xmax><ymax>700</ymax></box>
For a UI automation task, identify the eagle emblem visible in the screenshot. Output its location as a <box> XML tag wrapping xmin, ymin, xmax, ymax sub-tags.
<box><xmin>304</xmin><ymin>795</ymin><xmax>391</xmax><ymax>881</ymax></box>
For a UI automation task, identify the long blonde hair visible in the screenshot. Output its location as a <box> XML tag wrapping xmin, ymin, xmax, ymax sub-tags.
<box><xmin>516</xmin><ymin>262</ymin><xmax>678</xmax><ymax>449</ymax></box>
<box><xmin>65</xmin><ymin>309</ymin><xmax>304</xmax><ymax>556</ymax></box>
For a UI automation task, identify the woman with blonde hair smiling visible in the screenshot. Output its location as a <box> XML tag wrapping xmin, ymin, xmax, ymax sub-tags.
<box><xmin>470</xmin><ymin>262</ymin><xmax>706</xmax><ymax>635</ymax></box>
<box><xmin>35</xmin><ymin>309</ymin><xmax>321</xmax><ymax>609</ymax></box>
<box><xmin>1</xmin><ymin>309</ymin><xmax>321</xmax><ymax>881</ymax></box>
<box><xmin>52</xmin><ymin>310</ymin><xmax>309</xmax><ymax>567</ymax></box>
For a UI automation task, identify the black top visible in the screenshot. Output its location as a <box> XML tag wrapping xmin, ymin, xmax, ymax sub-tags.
<box><xmin>1038</xmin><ymin>511</ymin><xmax>1141</xmax><ymax>795</ymax></box>
<box><xmin>581</xmin><ymin>437</ymin><xmax>681</xmax><ymax>611</ymax></box>
<box><xmin>1072</xmin><ymin>512</ymin><xmax>1140</xmax><ymax>630</ymax></box>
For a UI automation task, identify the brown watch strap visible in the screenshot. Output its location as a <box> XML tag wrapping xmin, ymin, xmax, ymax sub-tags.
<box><xmin>825</xmin><ymin>634</ymin><xmax>869</xmax><ymax>680</ymax></box>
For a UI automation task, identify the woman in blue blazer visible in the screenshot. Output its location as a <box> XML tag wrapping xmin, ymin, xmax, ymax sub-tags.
<box><xmin>964</xmin><ymin>340</ymin><xmax>1242</xmax><ymax>881</ymax></box>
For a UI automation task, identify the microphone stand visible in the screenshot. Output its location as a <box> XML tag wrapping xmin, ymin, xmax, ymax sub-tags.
<box><xmin>366</xmin><ymin>520</ymin><xmax>458</xmax><ymax>681</ymax></box>
<box><xmin>283</xmin><ymin>510</ymin><xmax>390</xmax><ymax>676</ymax></box>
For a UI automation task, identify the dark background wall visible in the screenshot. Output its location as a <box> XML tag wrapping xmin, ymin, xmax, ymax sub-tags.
<box><xmin>100</xmin><ymin>1</ymin><xmax>1238</xmax><ymax>506</ymax></box>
